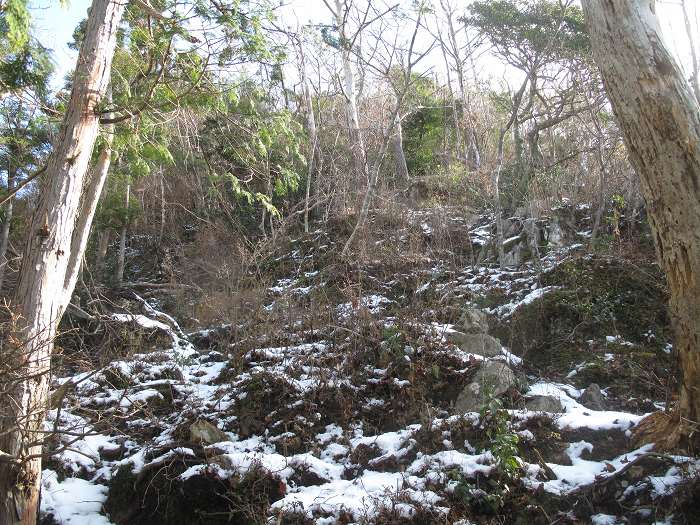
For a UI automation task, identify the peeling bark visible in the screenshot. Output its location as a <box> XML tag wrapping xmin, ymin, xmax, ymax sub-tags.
<box><xmin>583</xmin><ymin>0</ymin><xmax>700</xmax><ymax>447</ymax></box>
<box><xmin>0</xmin><ymin>1</ymin><xmax>125</xmax><ymax>521</ymax></box>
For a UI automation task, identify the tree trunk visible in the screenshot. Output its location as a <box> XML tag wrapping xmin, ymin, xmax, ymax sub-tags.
<box><xmin>95</xmin><ymin>229</ymin><xmax>111</xmax><ymax>282</ymax></box>
<box><xmin>339</xmin><ymin>9</ymin><xmax>424</xmax><ymax>257</ymax></box>
<box><xmin>441</xmin><ymin>0</ymin><xmax>471</xmax><ymax>169</ymax></box>
<box><xmin>334</xmin><ymin>0</ymin><xmax>369</xmax><ymax>190</ymax></box>
<box><xmin>493</xmin><ymin>78</ymin><xmax>529</xmax><ymax>268</ymax></box>
<box><xmin>159</xmin><ymin>168</ymin><xmax>166</xmax><ymax>240</ymax></box>
<box><xmin>582</xmin><ymin>0</ymin><xmax>700</xmax><ymax>448</ymax></box>
<box><xmin>116</xmin><ymin>182</ymin><xmax>129</xmax><ymax>284</ymax></box>
<box><xmin>392</xmin><ymin>114</ymin><xmax>409</xmax><ymax>182</ymax></box>
<box><xmin>298</xmin><ymin>39</ymin><xmax>319</xmax><ymax>233</ymax></box>
<box><xmin>468</xmin><ymin>128</ymin><xmax>481</xmax><ymax>170</ymax></box>
<box><xmin>0</xmin><ymin>162</ymin><xmax>16</xmax><ymax>290</ymax></box>
<box><xmin>0</xmin><ymin>1</ymin><xmax>124</xmax><ymax>522</ymax></box>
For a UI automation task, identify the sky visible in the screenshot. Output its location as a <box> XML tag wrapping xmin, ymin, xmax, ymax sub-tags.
<box><xmin>29</xmin><ymin>0</ymin><xmax>700</xmax><ymax>90</ymax></box>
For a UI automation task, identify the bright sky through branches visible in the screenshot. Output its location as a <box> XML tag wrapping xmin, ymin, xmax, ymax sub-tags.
<box><xmin>31</xmin><ymin>0</ymin><xmax>700</xmax><ymax>90</ymax></box>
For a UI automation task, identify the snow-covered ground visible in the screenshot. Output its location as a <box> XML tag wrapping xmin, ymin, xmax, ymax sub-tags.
<box><xmin>41</xmin><ymin>216</ymin><xmax>697</xmax><ymax>524</ymax></box>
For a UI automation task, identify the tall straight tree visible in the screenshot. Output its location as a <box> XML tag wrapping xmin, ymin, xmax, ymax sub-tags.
<box><xmin>325</xmin><ymin>0</ymin><xmax>370</xmax><ymax>199</ymax></box>
<box><xmin>582</xmin><ymin>0</ymin><xmax>700</xmax><ymax>449</ymax></box>
<box><xmin>0</xmin><ymin>0</ymin><xmax>125</xmax><ymax>522</ymax></box>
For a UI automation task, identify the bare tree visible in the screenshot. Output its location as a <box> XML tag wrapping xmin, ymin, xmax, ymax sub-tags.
<box><xmin>340</xmin><ymin>2</ymin><xmax>434</xmax><ymax>256</ymax></box>
<box><xmin>435</xmin><ymin>0</ymin><xmax>481</xmax><ymax>169</ymax></box>
<box><xmin>294</xmin><ymin>32</ymin><xmax>321</xmax><ymax>233</ymax></box>
<box><xmin>324</xmin><ymin>0</ymin><xmax>371</xmax><ymax>188</ymax></box>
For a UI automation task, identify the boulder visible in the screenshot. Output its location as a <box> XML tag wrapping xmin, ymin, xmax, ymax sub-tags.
<box><xmin>548</xmin><ymin>205</ymin><xmax>577</xmax><ymax>248</ymax></box>
<box><xmin>446</xmin><ymin>332</ymin><xmax>502</xmax><ymax>358</ymax></box>
<box><xmin>453</xmin><ymin>361</ymin><xmax>516</xmax><ymax>413</ymax></box>
<box><xmin>580</xmin><ymin>384</ymin><xmax>606</xmax><ymax>411</ymax></box>
<box><xmin>189</xmin><ymin>419</ymin><xmax>230</xmax><ymax>444</ymax></box>
<box><xmin>525</xmin><ymin>395</ymin><xmax>563</xmax><ymax>413</ymax></box>
<box><xmin>523</xmin><ymin>218</ymin><xmax>543</xmax><ymax>259</ymax></box>
<box><xmin>459</xmin><ymin>308</ymin><xmax>489</xmax><ymax>334</ymax></box>
<box><xmin>502</xmin><ymin>233</ymin><xmax>526</xmax><ymax>267</ymax></box>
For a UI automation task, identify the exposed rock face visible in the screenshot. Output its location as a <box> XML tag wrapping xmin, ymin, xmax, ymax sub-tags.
<box><xmin>453</xmin><ymin>360</ymin><xmax>516</xmax><ymax>413</ymax></box>
<box><xmin>460</xmin><ymin>308</ymin><xmax>489</xmax><ymax>334</ymax></box>
<box><xmin>548</xmin><ymin>205</ymin><xmax>577</xmax><ymax>248</ymax></box>
<box><xmin>189</xmin><ymin>419</ymin><xmax>230</xmax><ymax>444</ymax></box>
<box><xmin>580</xmin><ymin>384</ymin><xmax>606</xmax><ymax>411</ymax></box>
<box><xmin>446</xmin><ymin>332</ymin><xmax>503</xmax><ymax>357</ymax></box>
<box><xmin>525</xmin><ymin>395</ymin><xmax>563</xmax><ymax>413</ymax></box>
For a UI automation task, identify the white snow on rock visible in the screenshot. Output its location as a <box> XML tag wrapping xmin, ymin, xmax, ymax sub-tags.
<box><xmin>41</xmin><ymin>470</ymin><xmax>112</xmax><ymax>525</ymax></box>
<box><xmin>488</xmin><ymin>286</ymin><xmax>560</xmax><ymax>317</ymax></box>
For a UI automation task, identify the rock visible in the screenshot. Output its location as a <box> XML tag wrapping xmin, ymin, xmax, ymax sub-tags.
<box><xmin>446</xmin><ymin>332</ymin><xmax>502</xmax><ymax>358</ymax></box>
<box><xmin>453</xmin><ymin>361</ymin><xmax>516</xmax><ymax>413</ymax></box>
<box><xmin>514</xmin><ymin>370</ymin><xmax>530</xmax><ymax>392</ymax></box>
<box><xmin>548</xmin><ymin>205</ymin><xmax>577</xmax><ymax>248</ymax></box>
<box><xmin>502</xmin><ymin>233</ymin><xmax>526</xmax><ymax>267</ymax></box>
<box><xmin>523</xmin><ymin>218</ymin><xmax>543</xmax><ymax>259</ymax></box>
<box><xmin>459</xmin><ymin>308</ymin><xmax>489</xmax><ymax>334</ymax></box>
<box><xmin>580</xmin><ymin>384</ymin><xmax>606</xmax><ymax>411</ymax></box>
<box><xmin>525</xmin><ymin>395</ymin><xmax>563</xmax><ymax>413</ymax></box>
<box><xmin>189</xmin><ymin>419</ymin><xmax>230</xmax><ymax>444</ymax></box>
<box><xmin>472</xmin><ymin>360</ymin><xmax>517</xmax><ymax>394</ymax></box>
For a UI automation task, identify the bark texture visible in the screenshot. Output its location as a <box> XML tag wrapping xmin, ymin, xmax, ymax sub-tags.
<box><xmin>0</xmin><ymin>164</ymin><xmax>16</xmax><ymax>290</ymax></box>
<box><xmin>0</xmin><ymin>0</ymin><xmax>124</xmax><ymax>522</ymax></box>
<box><xmin>582</xmin><ymin>0</ymin><xmax>700</xmax><ymax>446</ymax></box>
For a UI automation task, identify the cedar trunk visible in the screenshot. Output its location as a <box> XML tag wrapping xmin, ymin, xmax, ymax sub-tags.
<box><xmin>582</xmin><ymin>0</ymin><xmax>700</xmax><ymax>442</ymax></box>
<box><xmin>0</xmin><ymin>0</ymin><xmax>124</xmax><ymax>522</ymax></box>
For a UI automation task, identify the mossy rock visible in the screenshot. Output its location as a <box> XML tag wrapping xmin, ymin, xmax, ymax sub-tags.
<box><xmin>491</xmin><ymin>255</ymin><xmax>670</xmax><ymax>376</ymax></box>
<box><xmin>105</xmin><ymin>461</ymin><xmax>285</xmax><ymax>525</ymax></box>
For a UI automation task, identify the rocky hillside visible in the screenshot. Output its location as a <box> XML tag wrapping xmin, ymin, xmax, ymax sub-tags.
<box><xmin>41</xmin><ymin>206</ymin><xmax>698</xmax><ymax>525</ymax></box>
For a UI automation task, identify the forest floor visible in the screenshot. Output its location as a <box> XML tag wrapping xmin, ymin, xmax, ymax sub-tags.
<box><xmin>41</xmin><ymin>207</ymin><xmax>700</xmax><ymax>525</ymax></box>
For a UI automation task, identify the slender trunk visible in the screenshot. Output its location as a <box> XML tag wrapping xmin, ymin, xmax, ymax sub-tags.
<box><xmin>95</xmin><ymin>90</ymin><xmax>115</xmax><ymax>284</ymax></box>
<box><xmin>116</xmin><ymin>182</ymin><xmax>129</xmax><ymax>284</ymax></box>
<box><xmin>0</xmin><ymin>164</ymin><xmax>16</xmax><ymax>290</ymax></box>
<box><xmin>340</xmin><ymin>10</ymin><xmax>424</xmax><ymax>256</ymax></box>
<box><xmin>511</xmin><ymin>120</ymin><xmax>525</xmax><ymax>209</ymax></box>
<box><xmin>436</xmin><ymin>24</ymin><xmax>461</xmax><ymax>167</ymax></box>
<box><xmin>260</xmin><ymin>159</ymin><xmax>270</xmax><ymax>236</ymax></box>
<box><xmin>0</xmin><ymin>1</ymin><xmax>124</xmax><ymax>522</ymax></box>
<box><xmin>493</xmin><ymin>135</ymin><xmax>508</xmax><ymax>268</ymax></box>
<box><xmin>493</xmin><ymin>78</ymin><xmax>529</xmax><ymax>268</ymax></box>
<box><xmin>442</xmin><ymin>0</ymin><xmax>470</xmax><ymax>168</ymax></box>
<box><xmin>589</xmin><ymin>115</ymin><xmax>610</xmax><ymax>247</ymax></box>
<box><xmin>527</xmin><ymin>128</ymin><xmax>543</xmax><ymax>169</ymax></box>
<box><xmin>298</xmin><ymin>40</ymin><xmax>319</xmax><ymax>233</ymax></box>
<box><xmin>583</xmin><ymin>0</ymin><xmax>700</xmax><ymax>447</ymax></box>
<box><xmin>333</xmin><ymin>0</ymin><xmax>368</xmax><ymax>191</ymax></box>
<box><xmin>462</xmin><ymin>39</ymin><xmax>482</xmax><ymax>170</ymax></box>
<box><xmin>392</xmin><ymin>114</ymin><xmax>409</xmax><ymax>182</ymax></box>
<box><xmin>341</xmin><ymin>141</ymin><xmax>387</xmax><ymax>256</ymax></box>
<box><xmin>590</xmin><ymin>165</ymin><xmax>607</xmax><ymax>247</ymax></box>
<box><xmin>468</xmin><ymin>127</ymin><xmax>481</xmax><ymax>170</ymax></box>
<box><xmin>159</xmin><ymin>168</ymin><xmax>166</xmax><ymax>240</ymax></box>
<box><xmin>95</xmin><ymin>229</ymin><xmax>111</xmax><ymax>281</ymax></box>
